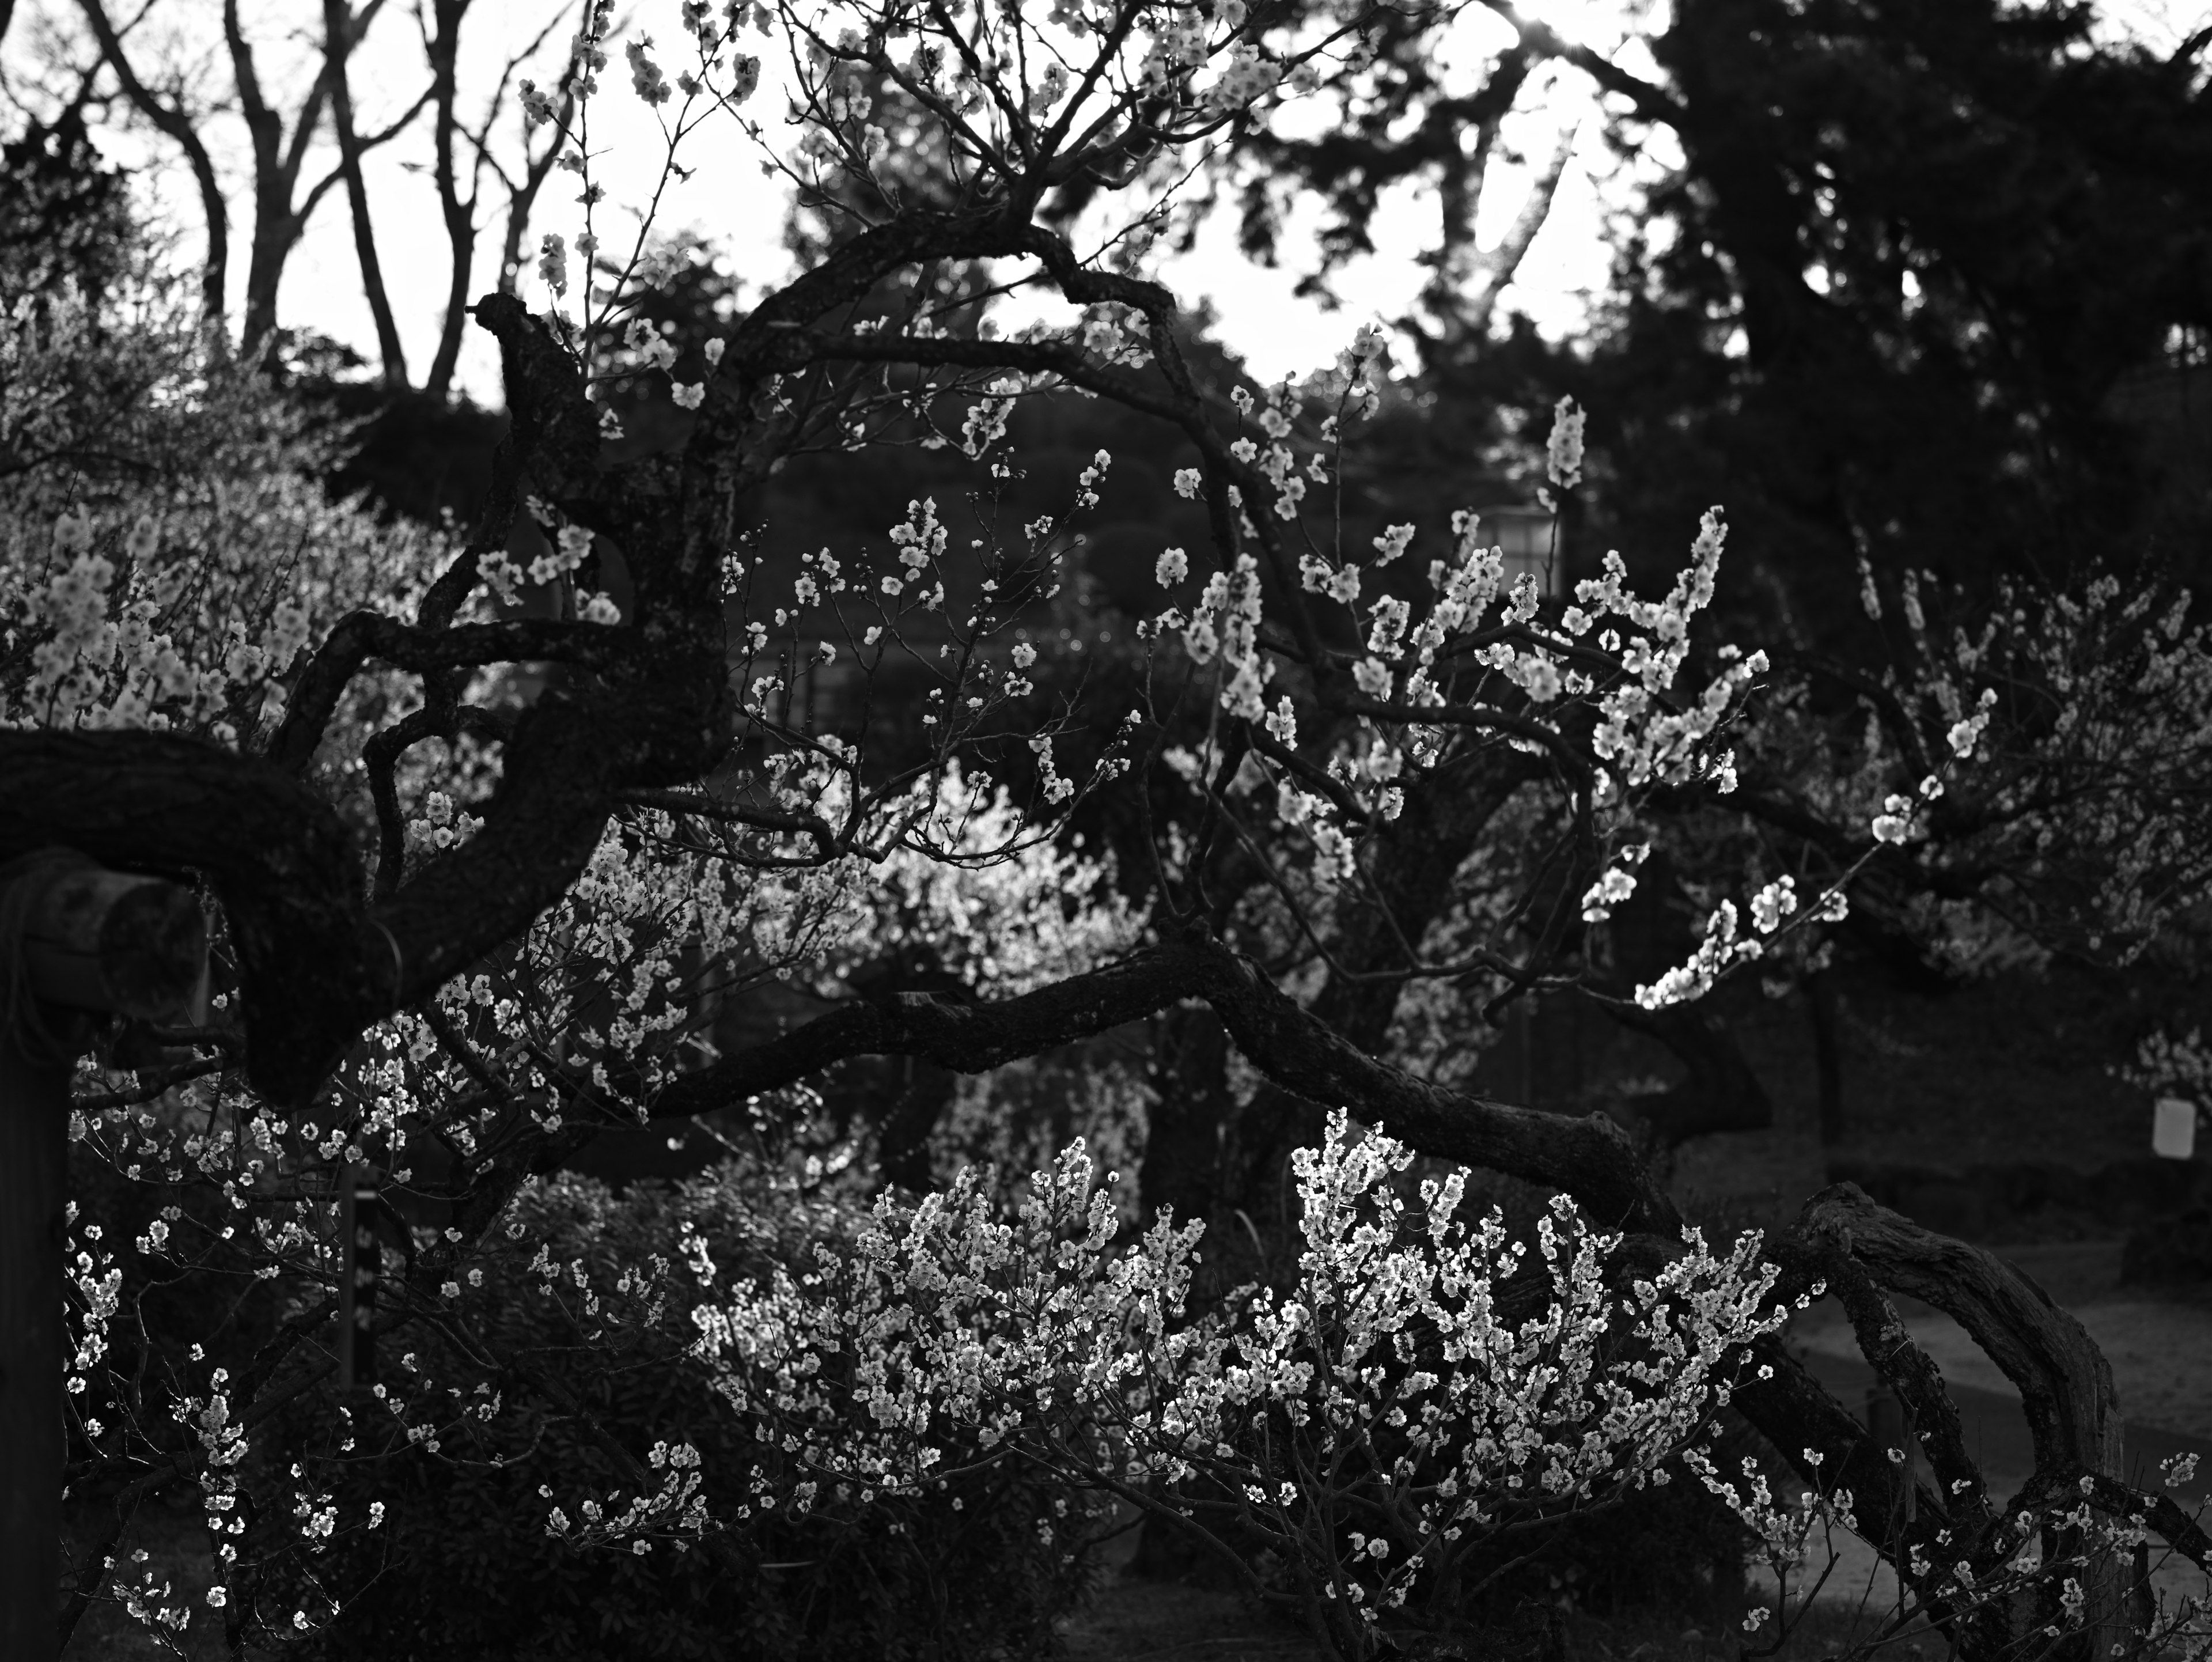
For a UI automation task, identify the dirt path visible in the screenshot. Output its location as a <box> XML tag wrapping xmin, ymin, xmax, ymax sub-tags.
<box><xmin>1793</xmin><ymin>1300</ymin><xmax>2212</xmax><ymax>1440</ymax></box>
<box><xmin>1786</xmin><ymin>1241</ymin><xmax>2212</xmax><ymax>1443</ymax></box>
<box><xmin>1055</xmin><ymin>1580</ymin><xmax>1328</xmax><ymax>1661</ymax></box>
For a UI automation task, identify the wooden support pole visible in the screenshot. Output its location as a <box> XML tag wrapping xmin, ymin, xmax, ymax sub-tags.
<box><xmin>336</xmin><ymin>1164</ymin><xmax>382</xmax><ymax>1391</ymax></box>
<box><xmin>1864</xmin><ymin>1384</ymin><xmax>1919</xmax><ymax>1525</ymax></box>
<box><xmin>0</xmin><ymin>850</ymin><xmax>207</xmax><ymax>1662</ymax></box>
<box><xmin>0</xmin><ymin>1005</ymin><xmax>71</xmax><ymax>1662</ymax></box>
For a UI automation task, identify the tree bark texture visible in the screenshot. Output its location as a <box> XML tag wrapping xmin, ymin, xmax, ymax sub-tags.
<box><xmin>1216</xmin><ymin>748</ymin><xmax>1540</xmax><ymax>1215</ymax></box>
<box><xmin>1138</xmin><ymin>1004</ymin><xmax>1234</xmax><ymax>1230</ymax></box>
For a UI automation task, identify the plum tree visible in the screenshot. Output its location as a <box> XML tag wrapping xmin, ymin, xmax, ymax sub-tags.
<box><xmin>2</xmin><ymin>1</ymin><xmax>2209</xmax><ymax>1656</ymax></box>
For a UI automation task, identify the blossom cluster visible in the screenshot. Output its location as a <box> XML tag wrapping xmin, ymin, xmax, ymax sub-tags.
<box><xmin>1137</xmin><ymin>386</ymin><xmax>1830</xmax><ymax>988</ymax></box>
<box><xmin>684</xmin><ymin>1112</ymin><xmax>1800</xmax><ymax>1649</ymax></box>
<box><xmin>1832</xmin><ymin>557</ymin><xmax>2210</xmax><ymax>963</ymax></box>
<box><xmin>0</xmin><ymin>291</ymin><xmax>443</xmax><ymax>743</ymax></box>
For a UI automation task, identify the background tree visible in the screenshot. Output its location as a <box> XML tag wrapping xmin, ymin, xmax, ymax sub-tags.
<box><xmin>7</xmin><ymin>0</ymin><xmax>575</xmax><ymax>389</ymax></box>
<box><xmin>411</xmin><ymin>0</ymin><xmax>584</xmax><ymax>400</ymax></box>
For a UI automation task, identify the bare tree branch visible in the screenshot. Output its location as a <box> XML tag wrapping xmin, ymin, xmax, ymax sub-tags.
<box><xmin>74</xmin><ymin>0</ymin><xmax>229</xmax><ymax>333</ymax></box>
<box><xmin>324</xmin><ymin>0</ymin><xmax>412</xmax><ymax>387</ymax></box>
<box><xmin>1476</xmin><ymin>0</ymin><xmax>1687</xmax><ymax>125</ymax></box>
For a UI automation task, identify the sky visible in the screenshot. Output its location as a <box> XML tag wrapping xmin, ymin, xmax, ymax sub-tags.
<box><xmin>10</xmin><ymin>0</ymin><xmax>2205</xmax><ymax>403</ymax></box>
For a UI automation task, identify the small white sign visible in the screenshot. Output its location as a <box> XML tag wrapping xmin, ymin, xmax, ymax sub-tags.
<box><xmin>2153</xmin><ymin>1096</ymin><xmax>2198</xmax><ymax>1161</ymax></box>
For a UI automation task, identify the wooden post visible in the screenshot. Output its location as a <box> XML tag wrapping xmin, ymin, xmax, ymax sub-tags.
<box><xmin>1864</xmin><ymin>1385</ymin><xmax>1917</xmax><ymax>1525</ymax></box>
<box><xmin>336</xmin><ymin>1164</ymin><xmax>382</xmax><ymax>1391</ymax></box>
<box><xmin>0</xmin><ymin>850</ymin><xmax>207</xmax><ymax>1662</ymax></box>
